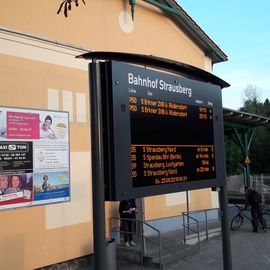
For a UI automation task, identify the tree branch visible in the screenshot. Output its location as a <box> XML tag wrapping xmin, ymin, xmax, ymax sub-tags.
<box><xmin>57</xmin><ymin>0</ymin><xmax>86</xmax><ymax>17</ymax></box>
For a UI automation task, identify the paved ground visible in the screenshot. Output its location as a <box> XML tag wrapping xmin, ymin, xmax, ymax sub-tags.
<box><xmin>171</xmin><ymin>225</ymin><xmax>270</xmax><ymax>270</ymax></box>
<box><xmin>80</xmin><ymin>221</ymin><xmax>270</xmax><ymax>270</ymax></box>
<box><xmin>117</xmin><ymin>225</ymin><xmax>270</xmax><ymax>270</ymax></box>
<box><xmin>77</xmin><ymin>204</ymin><xmax>270</xmax><ymax>270</ymax></box>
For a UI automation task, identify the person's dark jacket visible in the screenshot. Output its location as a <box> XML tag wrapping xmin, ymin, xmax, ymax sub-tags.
<box><xmin>119</xmin><ymin>199</ymin><xmax>137</xmax><ymax>219</ymax></box>
<box><xmin>246</xmin><ymin>189</ymin><xmax>262</xmax><ymax>206</ymax></box>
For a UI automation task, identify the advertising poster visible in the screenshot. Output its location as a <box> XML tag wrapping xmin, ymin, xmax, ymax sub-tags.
<box><xmin>33</xmin><ymin>171</ymin><xmax>70</xmax><ymax>204</ymax></box>
<box><xmin>0</xmin><ymin>107</ymin><xmax>70</xmax><ymax>211</ymax></box>
<box><xmin>0</xmin><ymin>141</ymin><xmax>33</xmax><ymax>173</ymax></box>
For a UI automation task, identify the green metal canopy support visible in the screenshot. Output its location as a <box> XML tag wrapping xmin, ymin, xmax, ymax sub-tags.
<box><xmin>234</xmin><ymin>128</ymin><xmax>254</xmax><ymax>188</ymax></box>
<box><xmin>223</xmin><ymin>108</ymin><xmax>270</xmax><ymax>189</ymax></box>
<box><xmin>226</xmin><ymin>124</ymin><xmax>255</xmax><ymax>188</ymax></box>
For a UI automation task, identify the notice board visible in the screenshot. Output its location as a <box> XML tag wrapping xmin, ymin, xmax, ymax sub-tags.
<box><xmin>0</xmin><ymin>107</ymin><xmax>70</xmax><ymax>210</ymax></box>
<box><xmin>99</xmin><ymin>61</ymin><xmax>226</xmax><ymax>200</ymax></box>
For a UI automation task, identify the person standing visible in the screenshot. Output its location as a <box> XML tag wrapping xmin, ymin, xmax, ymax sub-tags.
<box><xmin>119</xmin><ymin>199</ymin><xmax>137</xmax><ymax>247</ymax></box>
<box><xmin>245</xmin><ymin>187</ymin><xmax>266</xmax><ymax>232</ymax></box>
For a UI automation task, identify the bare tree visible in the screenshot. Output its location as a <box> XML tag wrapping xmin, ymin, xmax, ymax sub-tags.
<box><xmin>240</xmin><ymin>84</ymin><xmax>262</xmax><ymax>114</ymax></box>
<box><xmin>243</xmin><ymin>84</ymin><xmax>261</xmax><ymax>103</ymax></box>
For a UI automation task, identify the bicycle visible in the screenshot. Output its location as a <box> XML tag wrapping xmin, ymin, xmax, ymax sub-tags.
<box><xmin>230</xmin><ymin>204</ymin><xmax>270</xmax><ymax>231</ymax></box>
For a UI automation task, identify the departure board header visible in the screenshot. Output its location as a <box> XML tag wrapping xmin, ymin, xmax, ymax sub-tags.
<box><xmin>100</xmin><ymin>61</ymin><xmax>226</xmax><ymax>201</ymax></box>
<box><xmin>128</xmin><ymin>73</ymin><xmax>192</xmax><ymax>97</ymax></box>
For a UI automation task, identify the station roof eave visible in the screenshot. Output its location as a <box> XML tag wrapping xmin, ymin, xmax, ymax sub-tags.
<box><xmin>223</xmin><ymin>107</ymin><xmax>270</xmax><ymax>131</ymax></box>
<box><xmin>143</xmin><ymin>0</ymin><xmax>228</xmax><ymax>64</ymax></box>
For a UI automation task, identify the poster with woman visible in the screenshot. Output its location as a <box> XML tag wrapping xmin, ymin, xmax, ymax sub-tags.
<box><xmin>0</xmin><ymin>173</ymin><xmax>33</xmax><ymax>208</ymax></box>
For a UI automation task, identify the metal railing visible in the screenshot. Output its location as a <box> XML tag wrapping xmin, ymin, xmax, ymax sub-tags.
<box><xmin>182</xmin><ymin>212</ymin><xmax>200</xmax><ymax>249</ymax></box>
<box><xmin>110</xmin><ymin>217</ymin><xmax>162</xmax><ymax>269</ymax></box>
<box><xmin>182</xmin><ymin>208</ymin><xmax>221</xmax><ymax>249</ymax></box>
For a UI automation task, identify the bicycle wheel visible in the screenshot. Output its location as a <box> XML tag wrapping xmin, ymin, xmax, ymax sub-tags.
<box><xmin>262</xmin><ymin>212</ymin><xmax>270</xmax><ymax>229</ymax></box>
<box><xmin>231</xmin><ymin>215</ymin><xmax>243</xmax><ymax>231</ymax></box>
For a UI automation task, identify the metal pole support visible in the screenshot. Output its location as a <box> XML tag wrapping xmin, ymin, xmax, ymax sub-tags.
<box><xmin>219</xmin><ymin>185</ymin><xmax>232</xmax><ymax>270</ymax></box>
<box><xmin>89</xmin><ymin>60</ymin><xmax>107</xmax><ymax>270</ymax></box>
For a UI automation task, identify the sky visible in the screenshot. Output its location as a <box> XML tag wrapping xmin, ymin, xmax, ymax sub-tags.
<box><xmin>177</xmin><ymin>0</ymin><xmax>270</xmax><ymax>110</ymax></box>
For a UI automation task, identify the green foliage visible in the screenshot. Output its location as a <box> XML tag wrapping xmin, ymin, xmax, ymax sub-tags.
<box><xmin>225</xmin><ymin>136</ymin><xmax>243</xmax><ymax>175</ymax></box>
<box><xmin>249</xmin><ymin>125</ymin><xmax>270</xmax><ymax>173</ymax></box>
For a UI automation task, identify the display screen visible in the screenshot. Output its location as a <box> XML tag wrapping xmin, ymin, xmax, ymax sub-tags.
<box><xmin>130</xmin><ymin>97</ymin><xmax>216</xmax><ymax>187</ymax></box>
<box><xmin>100</xmin><ymin>61</ymin><xmax>225</xmax><ymax>200</ymax></box>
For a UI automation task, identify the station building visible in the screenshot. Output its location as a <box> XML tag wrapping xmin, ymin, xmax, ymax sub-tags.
<box><xmin>0</xmin><ymin>1</ymin><xmax>228</xmax><ymax>269</ymax></box>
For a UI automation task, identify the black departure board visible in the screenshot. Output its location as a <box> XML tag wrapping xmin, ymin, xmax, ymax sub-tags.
<box><xmin>130</xmin><ymin>98</ymin><xmax>216</xmax><ymax>187</ymax></box>
<box><xmin>100</xmin><ymin>61</ymin><xmax>226</xmax><ymax>200</ymax></box>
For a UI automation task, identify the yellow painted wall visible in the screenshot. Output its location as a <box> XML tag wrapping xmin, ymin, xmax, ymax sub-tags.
<box><xmin>0</xmin><ymin>52</ymin><xmax>93</xmax><ymax>269</ymax></box>
<box><xmin>144</xmin><ymin>189</ymin><xmax>213</xmax><ymax>221</ymax></box>
<box><xmin>0</xmin><ymin>54</ymin><xmax>90</xmax><ymax>152</ymax></box>
<box><xmin>0</xmin><ymin>0</ymin><xmax>205</xmax><ymax>69</ymax></box>
<box><xmin>0</xmin><ymin>0</ymin><xmax>220</xmax><ymax>269</ymax></box>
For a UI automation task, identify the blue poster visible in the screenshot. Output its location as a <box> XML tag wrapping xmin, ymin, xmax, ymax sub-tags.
<box><xmin>33</xmin><ymin>171</ymin><xmax>70</xmax><ymax>201</ymax></box>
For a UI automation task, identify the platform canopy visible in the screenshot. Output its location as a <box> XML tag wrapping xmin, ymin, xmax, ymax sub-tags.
<box><xmin>223</xmin><ymin>108</ymin><xmax>270</xmax><ymax>128</ymax></box>
<box><xmin>223</xmin><ymin>107</ymin><xmax>270</xmax><ymax>187</ymax></box>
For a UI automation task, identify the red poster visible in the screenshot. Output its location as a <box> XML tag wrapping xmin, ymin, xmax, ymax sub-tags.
<box><xmin>6</xmin><ymin>111</ymin><xmax>40</xmax><ymax>139</ymax></box>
